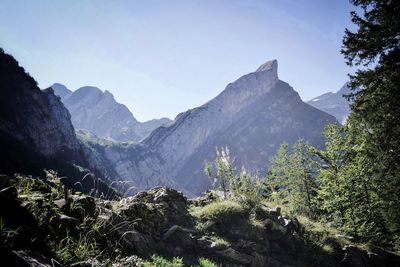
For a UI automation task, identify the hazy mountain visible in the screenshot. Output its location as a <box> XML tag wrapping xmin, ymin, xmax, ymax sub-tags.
<box><xmin>92</xmin><ymin>60</ymin><xmax>337</xmax><ymax>195</ymax></box>
<box><xmin>307</xmin><ymin>83</ymin><xmax>351</xmax><ymax>123</ymax></box>
<box><xmin>51</xmin><ymin>82</ymin><xmax>72</xmax><ymax>98</ymax></box>
<box><xmin>52</xmin><ymin>84</ymin><xmax>172</xmax><ymax>142</ymax></box>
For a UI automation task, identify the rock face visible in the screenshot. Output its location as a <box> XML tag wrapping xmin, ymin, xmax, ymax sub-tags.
<box><xmin>307</xmin><ymin>83</ymin><xmax>352</xmax><ymax>124</ymax></box>
<box><xmin>94</xmin><ymin>60</ymin><xmax>337</xmax><ymax>195</ymax></box>
<box><xmin>0</xmin><ymin>49</ymin><xmax>81</xmax><ymax>159</ymax></box>
<box><xmin>0</xmin><ymin>49</ymin><xmax>119</xmax><ymax>196</ymax></box>
<box><xmin>52</xmin><ymin>84</ymin><xmax>172</xmax><ymax>142</ymax></box>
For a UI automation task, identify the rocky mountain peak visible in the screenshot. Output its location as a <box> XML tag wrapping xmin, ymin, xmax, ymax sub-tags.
<box><xmin>50</xmin><ymin>83</ymin><xmax>72</xmax><ymax>98</ymax></box>
<box><xmin>255</xmin><ymin>59</ymin><xmax>278</xmax><ymax>77</ymax></box>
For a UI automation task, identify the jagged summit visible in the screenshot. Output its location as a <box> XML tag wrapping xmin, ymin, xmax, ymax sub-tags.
<box><xmin>255</xmin><ymin>59</ymin><xmax>278</xmax><ymax>77</ymax></box>
<box><xmin>50</xmin><ymin>83</ymin><xmax>72</xmax><ymax>98</ymax></box>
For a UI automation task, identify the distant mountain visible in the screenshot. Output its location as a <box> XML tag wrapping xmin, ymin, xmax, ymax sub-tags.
<box><xmin>92</xmin><ymin>60</ymin><xmax>337</xmax><ymax>195</ymax></box>
<box><xmin>52</xmin><ymin>84</ymin><xmax>172</xmax><ymax>142</ymax></box>
<box><xmin>307</xmin><ymin>83</ymin><xmax>351</xmax><ymax>123</ymax></box>
<box><xmin>51</xmin><ymin>82</ymin><xmax>72</xmax><ymax>98</ymax></box>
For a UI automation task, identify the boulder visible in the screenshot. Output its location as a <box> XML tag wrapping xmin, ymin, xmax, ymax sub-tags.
<box><xmin>12</xmin><ymin>250</ymin><xmax>63</xmax><ymax>267</ymax></box>
<box><xmin>215</xmin><ymin>248</ymin><xmax>253</xmax><ymax>265</ymax></box>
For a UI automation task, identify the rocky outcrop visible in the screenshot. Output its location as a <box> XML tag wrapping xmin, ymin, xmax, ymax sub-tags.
<box><xmin>307</xmin><ymin>83</ymin><xmax>352</xmax><ymax>124</ymax></box>
<box><xmin>93</xmin><ymin>60</ymin><xmax>337</xmax><ymax>195</ymax></box>
<box><xmin>2</xmin><ymin>174</ymin><xmax>399</xmax><ymax>267</ymax></box>
<box><xmin>52</xmin><ymin>84</ymin><xmax>172</xmax><ymax>142</ymax></box>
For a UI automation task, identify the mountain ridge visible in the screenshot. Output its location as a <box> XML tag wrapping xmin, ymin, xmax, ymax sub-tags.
<box><xmin>307</xmin><ymin>83</ymin><xmax>351</xmax><ymax>123</ymax></box>
<box><xmin>52</xmin><ymin>84</ymin><xmax>172</xmax><ymax>142</ymax></box>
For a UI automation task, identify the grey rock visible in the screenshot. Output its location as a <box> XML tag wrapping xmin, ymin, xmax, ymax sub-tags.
<box><xmin>12</xmin><ymin>250</ymin><xmax>62</xmax><ymax>267</ymax></box>
<box><xmin>216</xmin><ymin>248</ymin><xmax>253</xmax><ymax>265</ymax></box>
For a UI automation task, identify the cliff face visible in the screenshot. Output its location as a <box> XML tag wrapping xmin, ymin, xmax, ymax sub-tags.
<box><xmin>0</xmin><ymin>49</ymin><xmax>81</xmax><ymax>159</ymax></box>
<box><xmin>92</xmin><ymin>60</ymin><xmax>337</xmax><ymax>195</ymax></box>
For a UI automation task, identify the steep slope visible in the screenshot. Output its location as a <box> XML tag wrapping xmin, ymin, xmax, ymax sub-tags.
<box><xmin>52</xmin><ymin>84</ymin><xmax>172</xmax><ymax>142</ymax></box>
<box><xmin>307</xmin><ymin>83</ymin><xmax>351</xmax><ymax>123</ymax></box>
<box><xmin>0</xmin><ymin>49</ymin><xmax>118</xmax><ymax>196</ymax></box>
<box><xmin>0</xmin><ymin>49</ymin><xmax>81</xmax><ymax>159</ymax></box>
<box><xmin>94</xmin><ymin>60</ymin><xmax>337</xmax><ymax>195</ymax></box>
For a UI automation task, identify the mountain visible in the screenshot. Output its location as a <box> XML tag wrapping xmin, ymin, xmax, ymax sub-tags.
<box><xmin>52</xmin><ymin>84</ymin><xmax>172</xmax><ymax>142</ymax></box>
<box><xmin>92</xmin><ymin>60</ymin><xmax>337</xmax><ymax>195</ymax></box>
<box><xmin>51</xmin><ymin>82</ymin><xmax>72</xmax><ymax>98</ymax></box>
<box><xmin>307</xmin><ymin>83</ymin><xmax>351</xmax><ymax>123</ymax></box>
<box><xmin>0</xmin><ymin>49</ymin><xmax>81</xmax><ymax>160</ymax></box>
<box><xmin>0</xmin><ymin>48</ymin><xmax>118</xmax><ymax>197</ymax></box>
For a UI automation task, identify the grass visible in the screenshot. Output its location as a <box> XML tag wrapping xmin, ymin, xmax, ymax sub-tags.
<box><xmin>142</xmin><ymin>255</ymin><xmax>219</xmax><ymax>267</ymax></box>
<box><xmin>190</xmin><ymin>200</ymin><xmax>247</xmax><ymax>223</ymax></box>
<box><xmin>142</xmin><ymin>255</ymin><xmax>184</xmax><ymax>267</ymax></box>
<box><xmin>209</xmin><ymin>236</ymin><xmax>230</xmax><ymax>249</ymax></box>
<box><xmin>297</xmin><ymin>215</ymin><xmax>350</xmax><ymax>246</ymax></box>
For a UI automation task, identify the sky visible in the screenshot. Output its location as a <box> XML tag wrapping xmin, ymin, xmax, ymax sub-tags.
<box><xmin>0</xmin><ymin>0</ymin><xmax>355</xmax><ymax>121</ymax></box>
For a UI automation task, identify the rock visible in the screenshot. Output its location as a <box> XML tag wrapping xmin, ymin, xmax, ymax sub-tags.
<box><xmin>161</xmin><ymin>225</ymin><xmax>197</xmax><ymax>255</ymax></box>
<box><xmin>54</xmin><ymin>199</ymin><xmax>67</xmax><ymax>210</ymax></box>
<box><xmin>197</xmin><ymin>236</ymin><xmax>215</xmax><ymax>251</ymax></box>
<box><xmin>120</xmin><ymin>229</ymin><xmax>153</xmax><ymax>255</ymax></box>
<box><xmin>162</xmin><ymin>225</ymin><xmax>182</xmax><ymax>240</ymax></box>
<box><xmin>342</xmin><ymin>245</ymin><xmax>400</xmax><ymax>267</ymax></box>
<box><xmin>70</xmin><ymin>259</ymin><xmax>101</xmax><ymax>267</ymax></box>
<box><xmin>342</xmin><ymin>245</ymin><xmax>371</xmax><ymax>267</ymax></box>
<box><xmin>235</xmin><ymin>239</ymin><xmax>269</xmax><ymax>255</ymax></box>
<box><xmin>0</xmin><ymin>174</ymin><xmax>11</xmax><ymax>189</ymax></box>
<box><xmin>12</xmin><ymin>250</ymin><xmax>62</xmax><ymax>267</ymax></box>
<box><xmin>215</xmin><ymin>248</ymin><xmax>253</xmax><ymax>265</ymax></box>
<box><xmin>56</xmin><ymin>214</ymin><xmax>79</xmax><ymax>230</ymax></box>
<box><xmin>111</xmin><ymin>255</ymin><xmax>143</xmax><ymax>267</ymax></box>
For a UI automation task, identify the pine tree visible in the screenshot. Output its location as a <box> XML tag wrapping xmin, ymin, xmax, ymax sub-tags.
<box><xmin>264</xmin><ymin>143</ymin><xmax>290</xmax><ymax>204</ymax></box>
<box><xmin>342</xmin><ymin>0</ymin><xmax>400</xmax><ymax>246</ymax></box>
<box><xmin>265</xmin><ymin>141</ymin><xmax>319</xmax><ymax>217</ymax></box>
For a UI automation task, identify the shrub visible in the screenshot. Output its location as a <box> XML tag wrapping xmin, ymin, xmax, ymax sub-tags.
<box><xmin>143</xmin><ymin>255</ymin><xmax>183</xmax><ymax>267</ymax></box>
<box><xmin>197</xmin><ymin>257</ymin><xmax>219</xmax><ymax>267</ymax></box>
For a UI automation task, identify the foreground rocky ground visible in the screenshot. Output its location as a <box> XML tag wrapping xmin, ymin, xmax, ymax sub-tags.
<box><xmin>0</xmin><ymin>173</ymin><xmax>399</xmax><ymax>267</ymax></box>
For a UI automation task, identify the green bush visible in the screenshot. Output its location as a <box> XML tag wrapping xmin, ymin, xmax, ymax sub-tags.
<box><xmin>197</xmin><ymin>258</ymin><xmax>219</xmax><ymax>267</ymax></box>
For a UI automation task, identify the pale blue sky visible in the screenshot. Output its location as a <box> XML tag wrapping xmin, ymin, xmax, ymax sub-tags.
<box><xmin>0</xmin><ymin>0</ymin><xmax>354</xmax><ymax>121</ymax></box>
